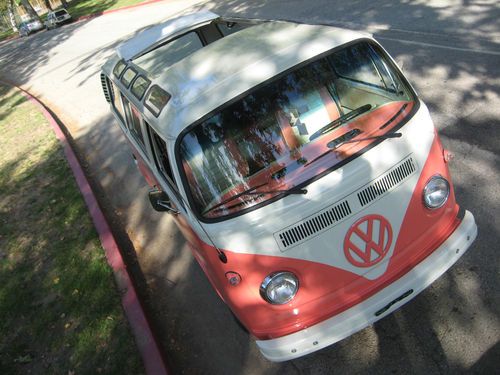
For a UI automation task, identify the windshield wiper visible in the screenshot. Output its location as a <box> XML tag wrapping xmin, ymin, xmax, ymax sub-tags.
<box><xmin>203</xmin><ymin>183</ymin><xmax>266</xmax><ymax>215</ymax></box>
<box><xmin>203</xmin><ymin>184</ymin><xmax>307</xmax><ymax>215</ymax></box>
<box><xmin>309</xmin><ymin>104</ymin><xmax>372</xmax><ymax>141</ymax></box>
<box><xmin>252</xmin><ymin>186</ymin><xmax>308</xmax><ymax>196</ymax></box>
<box><xmin>305</xmin><ymin>131</ymin><xmax>402</xmax><ymax>167</ymax></box>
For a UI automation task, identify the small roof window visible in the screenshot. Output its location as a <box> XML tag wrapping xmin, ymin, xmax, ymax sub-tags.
<box><xmin>113</xmin><ymin>60</ymin><xmax>127</xmax><ymax>78</ymax></box>
<box><xmin>121</xmin><ymin>67</ymin><xmax>137</xmax><ymax>88</ymax></box>
<box><xmin>131</xmin><ymin>76</ymin><xmax>151</xmax><ymax>100</ymax></box>
<box><xmin>144</xmin><ymin>85</ymin><xmax>171</xmax><ymax>117</ymax></box>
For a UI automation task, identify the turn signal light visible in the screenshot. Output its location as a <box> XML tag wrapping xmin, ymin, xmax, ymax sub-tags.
<box><xmin>225</xmin><ymin>272</ymin><xmax>241</xmax><ymax>286</ymax></box>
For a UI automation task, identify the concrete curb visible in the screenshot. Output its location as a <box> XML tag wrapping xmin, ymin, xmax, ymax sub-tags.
<box><xmin>3</xmin><ymin>82</ymin><xmax>169</xmax><ymax>375</ymax></box>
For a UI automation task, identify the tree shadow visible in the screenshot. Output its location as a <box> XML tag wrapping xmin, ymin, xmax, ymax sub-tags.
<box><xmin>0</xmin><ymin>0</ymin><xmax>498</xmax><ymax>373</ymax></box>
<box><xmin>0</xmin><ymin>137</ymin><xmax>142</xmax><ymax>374</ymax></box>
<box><xmin>0</xmin><ymin>86</ymin><xmax>27</xmax><ymax>122</ymax></box>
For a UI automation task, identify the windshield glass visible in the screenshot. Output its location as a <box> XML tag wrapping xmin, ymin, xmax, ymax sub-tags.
<box><xmin>54</xmin><ymin>10</ymin><xmax>68</xmax><ymax>17</ymax></box>
<box><xmin>179</xmin><ymin>41</ymin><xmax>416</xmax><ymax>219</ymax></box>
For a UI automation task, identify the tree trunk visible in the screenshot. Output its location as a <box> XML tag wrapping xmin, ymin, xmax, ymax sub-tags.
<box><xmin>44</xmin><ymin>0</ymin><xmax>52</xmax><ymax>11</ymax></box>
<box><xmin>7</xmin><ymin>0</ymin><xmax>18</xmax><ymax>31</ymax></box>
<box><xmin>19</xmin><ymin>0</ymin><xmax>41</xmax><ymax>22</ymax></box>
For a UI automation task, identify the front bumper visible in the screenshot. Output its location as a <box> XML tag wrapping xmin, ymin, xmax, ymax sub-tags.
<box><xmin>256</xmin><ymin>210</ymin><xmax>477</xmax><ymax>362</ymax></box>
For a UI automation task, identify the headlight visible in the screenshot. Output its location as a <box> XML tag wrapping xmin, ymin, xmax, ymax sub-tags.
<box><xmin>260</xmin><ymin>271</ymin><xmax>299</xmax><ymax>305</ymax></box>
<box><xmin>423</xmin><ymin>175</ymin><xmax>450</xmax><ymax>209</ymax></box>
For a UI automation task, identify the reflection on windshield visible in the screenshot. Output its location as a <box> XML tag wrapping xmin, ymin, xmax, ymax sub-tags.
<box><xmin>180</xmin><ymin>41</ymin><xmax>415</xmax><ymax>219</ymax></box>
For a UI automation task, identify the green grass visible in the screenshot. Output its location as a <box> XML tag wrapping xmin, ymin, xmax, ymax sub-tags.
<box><xmin>0</xmin><ymin>84</ymin><xmax>144</xmax><ymax>374</ymax></box>
<box><xmin>66</xmin><ymin>0</ymin><xmax>151</xmax><ymax>19</ymax></box>
<box><xmin>0</xmin><ymin>29</ymin><xmax>15</xmax><ymax>41</ymax></box>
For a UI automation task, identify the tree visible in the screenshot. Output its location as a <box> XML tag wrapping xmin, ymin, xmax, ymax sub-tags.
<box><xmin>0</xmin><ymin>0</ymin><xmax>18</xmax><ymax>31</ymax></box>
<box><xmin>43</xmin><ymin>0</ymin><xmax>52</xmax><ymax>11</ymax></box>
<box><xmin>7</xmin><ymin>0</ymin><xmax>16</xmax><ymax>30</ymax></box>
<box><xmin>17</xmin><ymin>0</ymin><xmax>41</xmax><ymax>22</ymax></box>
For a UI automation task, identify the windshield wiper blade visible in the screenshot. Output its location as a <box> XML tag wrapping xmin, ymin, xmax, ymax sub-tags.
<box><xmin>309</xmin><ymin>104</ymin><xmax>372</xmax><ymax>141</ymax></box>
<box><xmin>203</xmin><ymin>183</ymin><xmax>267</xmax><ymax>215</ymax></box>
<box><xmin>250</xmin><ymin>186</ymin><xmax>308</xmax><ymax>196</ymax></box>
<box><xmin>221</xmin><ymin>186</ymin><xmax>307</xmax><ymax>198</ymax></box>
<box><xmin>202</xmin><ymin>184</ymin><xmax>307</xmax><ymax>215</ymax></box>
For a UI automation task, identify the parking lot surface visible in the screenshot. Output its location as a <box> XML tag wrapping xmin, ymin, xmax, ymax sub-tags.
<box><xmin>0</xmin><ymin>0</ymin><xmax>498</xmax><ymax>373</ymax></box>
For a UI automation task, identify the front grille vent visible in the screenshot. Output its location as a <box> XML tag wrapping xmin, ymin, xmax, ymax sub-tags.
<box><xmin>276</xmin><ymin>200</ymin><xmax>352</xmax><ymax>251</ymax></box>
<box><xmin>357</xmin><ymin>156</ymin><xmax>416</xmax><ymax>207</ymax></box>
<box><xmin>100</xmin><ymin>73</ymin><xmax>112</xmax><ymax>103</ymax></box>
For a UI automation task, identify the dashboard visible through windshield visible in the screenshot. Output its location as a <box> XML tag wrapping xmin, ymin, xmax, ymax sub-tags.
<box><xmin>179</xmin><ymin>40</ymin><xmax>417</xmax><ymax>220</ymax></box>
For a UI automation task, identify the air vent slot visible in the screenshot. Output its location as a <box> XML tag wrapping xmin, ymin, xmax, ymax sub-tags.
<box><xmin>357</xmin><ymin>156</ymin><xmax>416</xmax><ymax>207</ymax></box>
<box><xmin>275</xmin><ymin>200</ymin><xmax>352</xmax><ymax>251</ymax></box>
<box><xmin>100</xmin><ymin>73</ymin><xmax>112</xmax><ymax>103</ymax></box>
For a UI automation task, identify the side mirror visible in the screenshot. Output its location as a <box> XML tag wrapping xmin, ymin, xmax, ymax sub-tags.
<box><xmin>148</xmin><ymin>189</ymin><xmax>179</xmax><ymax>214</ymax></box>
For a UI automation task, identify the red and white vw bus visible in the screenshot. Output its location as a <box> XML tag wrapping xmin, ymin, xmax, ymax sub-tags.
<box><xmin>100</xmin><ymin>11</ymin><xmax>477</xmax><ymax>361</ymax></box>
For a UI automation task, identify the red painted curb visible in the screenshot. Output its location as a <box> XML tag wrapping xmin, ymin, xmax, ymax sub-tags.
<box><xmin>4</xmin><ymin>83</ymin><xmax>169</xmax><ymax>375</ymax></box>
<box><xmin>75</xmin><ymin>0</ymin><xmax>167</xmax><ymax>22</ymax></box>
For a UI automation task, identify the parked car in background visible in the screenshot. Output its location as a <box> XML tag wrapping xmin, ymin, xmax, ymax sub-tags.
<box><xmin>18</xmin><ymin>19</ymin><xmax>43</xmax><ymax>37</ymax></box>
<box><xmin>44</xmin><ymin>9</ymin><xmax>72</xmax><ymax>30</ymax></box>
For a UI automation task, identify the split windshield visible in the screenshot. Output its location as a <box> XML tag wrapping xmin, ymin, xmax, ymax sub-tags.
<box><xmin>179</xmin><ymin>41</ymin><xmax>415</xmax><ymax>219</ymax></box>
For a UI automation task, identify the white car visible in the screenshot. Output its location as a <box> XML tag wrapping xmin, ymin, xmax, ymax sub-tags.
<box><xmin>100</xmin><ymin>11</ymin><xmax>477</xmax><ymax>362</ymax></box>
<box><xmin>44</xmin><ymin>9</ymin><xmax>72</xmax><ymax>30</ymax></box>
<box><xmin>18</xmin><ymin>19</ymin><xmax>43</xmax><ymax>36</ymax></box>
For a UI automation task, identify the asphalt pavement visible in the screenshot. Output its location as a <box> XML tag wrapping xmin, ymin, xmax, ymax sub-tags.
<box><xmin>0</xmin><ymin>0</ymin><xmax>498</xmax><ymax>374</ymax></box>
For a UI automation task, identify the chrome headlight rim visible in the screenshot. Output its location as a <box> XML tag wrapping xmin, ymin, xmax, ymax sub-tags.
<box><xmin>260</xmin><ymin>271</ymin><xmax>299</xmax><ymax>305</ymax></box>
<box><xmin>423</xmin><ymin>174</ymin><xmax>450</xmax><ymax>209</ymax></box>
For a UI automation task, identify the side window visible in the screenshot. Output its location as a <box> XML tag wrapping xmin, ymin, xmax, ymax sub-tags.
<box><xmin>113</xmin><ymin>89</ymin><xmax>127</xmax><ymax>123</ymax></box>
<box><xmin>120</xmin><ymin>94</ymin><xmax>131</xmax><ymax>129</ymax></box>
<box><xmin>121</xmin><ymin>95</ymin><xmax>147</xmax><ymax>153</ymax></box>
<box><xmin>107</xmin><ymin>79</ymin><xmax>117</xmax><ymax>112</ymax></box>
<box><xmin>147</xmin><ymin>124</ymin><xmax>175</xmax><ymax>186</ymax></box>
<box><xmin>128</xmin><ymin>105</ymin><xmax>146</xmax><ymax>148</ymax></box>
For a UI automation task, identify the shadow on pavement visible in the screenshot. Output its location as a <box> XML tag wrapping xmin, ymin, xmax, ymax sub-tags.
<box><xmin>0</xmin><ymin>1</ymin><xmax>498</xmax><ymax>373</ymax></box>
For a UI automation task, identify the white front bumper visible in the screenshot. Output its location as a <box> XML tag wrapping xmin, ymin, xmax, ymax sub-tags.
<box><xmin>256</xmin><ymin>210</ymin><xmax>477</xmax><ymax>362</ymax></box>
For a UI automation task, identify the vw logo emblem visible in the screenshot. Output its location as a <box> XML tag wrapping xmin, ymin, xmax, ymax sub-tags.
<box><xmin>344</xmin><ymin>214</ymin><xmax>393</xmax><ymax>267</ymax></box>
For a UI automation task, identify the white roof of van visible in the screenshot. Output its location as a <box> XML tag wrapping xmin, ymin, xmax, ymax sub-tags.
<box><xmin>155</xmin><ymin>21</ymin><xmax>371</xmax><ymax>139</ymax></box>
<box><xmin>117</xmin><ymin>10</ymin><xmax>219</xmax><ymax>60</ymax></box>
